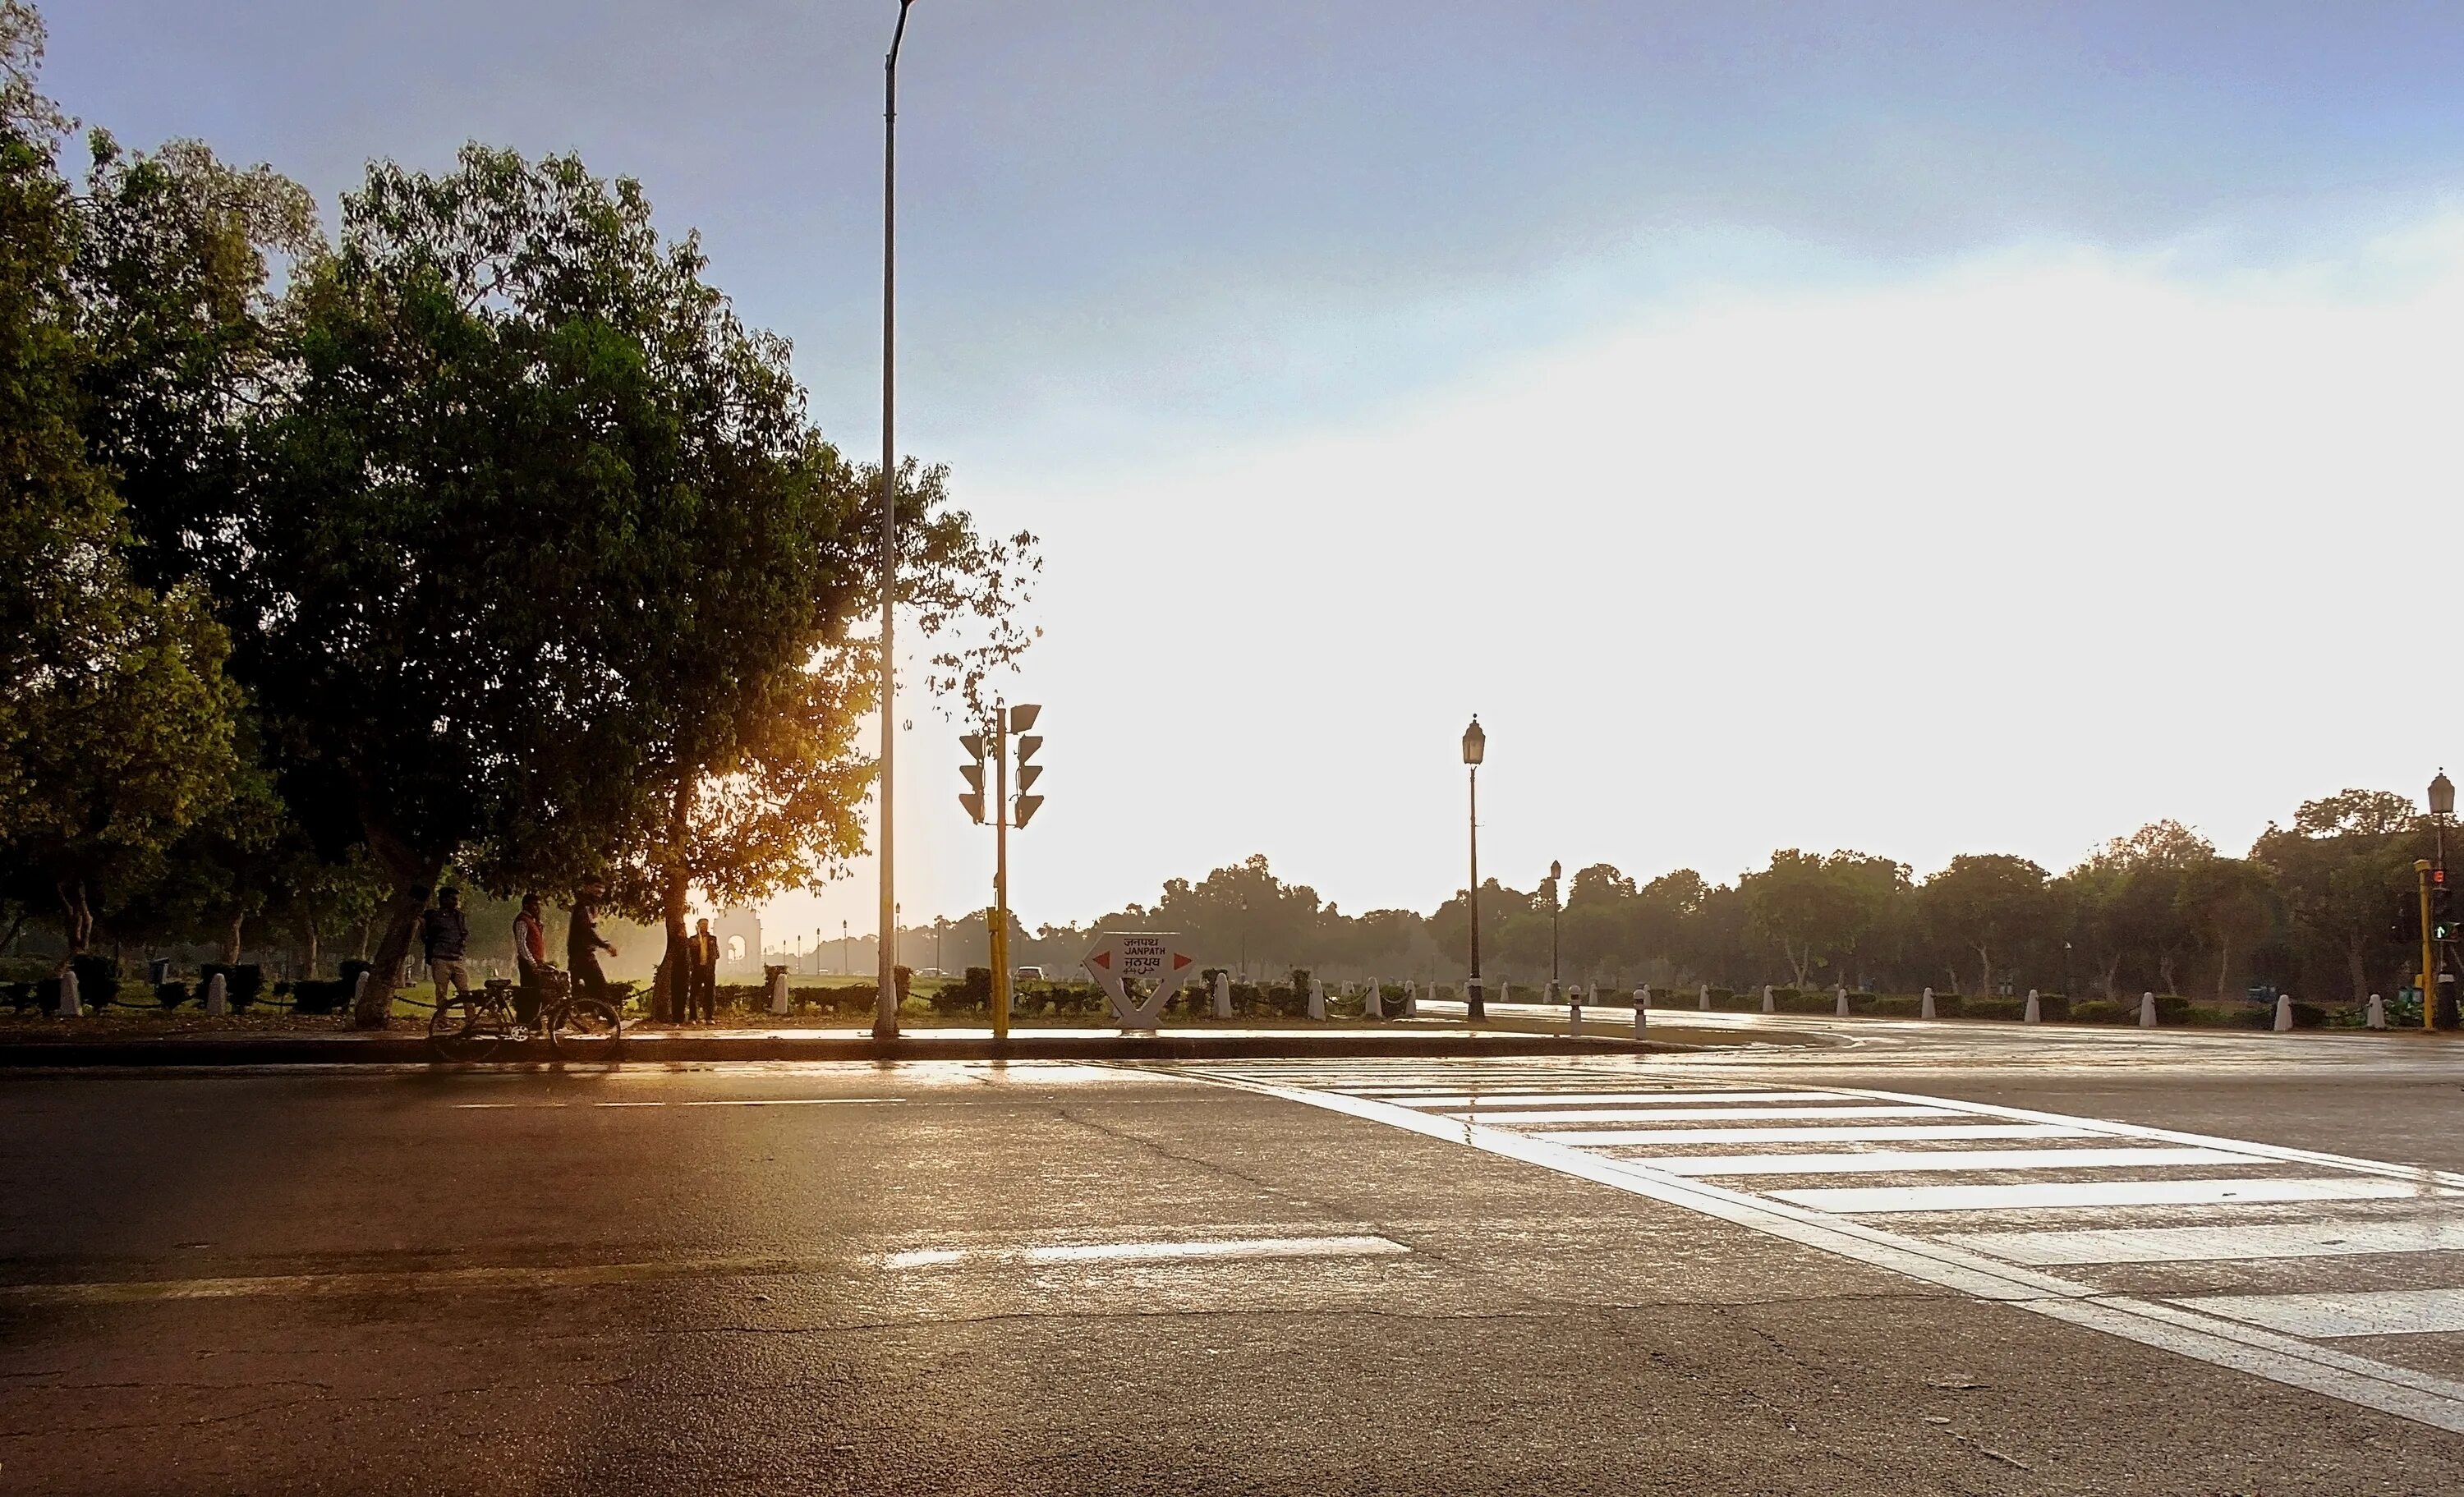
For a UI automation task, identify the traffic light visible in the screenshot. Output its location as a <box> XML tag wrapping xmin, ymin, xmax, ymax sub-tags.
<box><xmin>958</xmin><ymin>731</ymin><xmax>986</xmax><ymax>824</ymax></box>
<box><xmin>2395</xmin><ymin>893</ymin><xmax>2424</xmax><ymax>944</ymax></box>
<box><xmin>2436</xmin><ymin>873</ymin><xmax>2459</xmax><ymax>943</ymax></box>
<box><xmin>1011</xmin><ymin>709</ymin><xmax>1044</xmax><ymax>829</ymax></box>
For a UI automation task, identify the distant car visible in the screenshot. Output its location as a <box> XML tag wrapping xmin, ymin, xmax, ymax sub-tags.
<box><xmin>1014</xmin><ymin>967</ymin><xmax>1045</xmax><ymax>982</ymax></box>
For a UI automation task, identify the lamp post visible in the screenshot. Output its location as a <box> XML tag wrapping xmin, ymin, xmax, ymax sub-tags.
<box><xmin>1462</xmin><ymin>717</ymin><xmax>1486</xmax><ymax>1022</ymax></box>
<box><xmin>873</xmin><ymin>0</ymin><xmax>917</xmax><ymax>1041</ymax></box>
<box><xmin>842</xmin><ymin>921</ymin><xmax>849</xmax><ymax>976</ymax></box>
<box><xmin>2432</xmin><ymin>770</ymin><xmax>2454</xmax><ymax>1029</ymax></box>
<box><xmin>1547</xmin><ymin>859</ymin><xmax>1563</xmax><ymax>997</ymax></box>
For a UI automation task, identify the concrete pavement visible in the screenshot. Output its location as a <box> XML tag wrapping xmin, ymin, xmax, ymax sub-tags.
<box><xmin>4</xmin><ymin>1022</ymin><xmax>2464</xmax><ymax>1492</ymax></box>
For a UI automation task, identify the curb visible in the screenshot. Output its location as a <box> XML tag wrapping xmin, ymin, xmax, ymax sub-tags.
<box><xmin>0</xmin><ymin>1030</ymin><xmax>1685</xmax><ymax>1068</ymax></box>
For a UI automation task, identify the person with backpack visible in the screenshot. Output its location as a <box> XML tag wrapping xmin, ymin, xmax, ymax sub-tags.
<box><xmin>420</xmin><ymin>888</ymin><xmax>473</xmax><ymax>1014</ymax></box>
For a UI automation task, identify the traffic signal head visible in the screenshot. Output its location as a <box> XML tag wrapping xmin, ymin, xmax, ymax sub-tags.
<box><xmin>1012</xmin><ymin>721</ymin><xmax>1044</xmax><ymax>828</ymax></box>
<box><xmin>958</xmin><ymin>731</ymin><xmax>987</xmax><ymax>824</ymax></box>
<box><xmin>2397</xmin><ymin>894</ymin><xmax>2426</xmax><ymax>943</ymax></box>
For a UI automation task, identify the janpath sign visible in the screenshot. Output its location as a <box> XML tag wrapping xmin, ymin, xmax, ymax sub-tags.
<box><xmin>1083</xmin><ymin>931</ymin><xmax>1198</xmax><ymax>1031</ymax></box>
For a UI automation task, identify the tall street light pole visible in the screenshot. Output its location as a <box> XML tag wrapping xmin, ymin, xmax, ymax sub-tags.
<box><xmin>875</xmin><ymin>0</ymin><xmax>915</xmax><ymax>1041</ymax></box>
<box><xmin>1547</xmin><ymin>859</ymin><xmax>1563</xmax><ymax>995</ymax></box>
<box><xmin>1462</xmin><ymin>717</ymin><xmax>1485</xmax><ymax>1023</ymax></box>
<box><xmin>2432</xmin><ymin>769</ymin><xmax>2454</xmax><ymax>1029</ymax></box>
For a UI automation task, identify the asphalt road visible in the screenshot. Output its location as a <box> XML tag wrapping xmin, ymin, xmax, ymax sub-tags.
<box><xmin>7</xmin><ymin>1015</ymin><xmax>2464</xmax><ymax>1495</ymax></box>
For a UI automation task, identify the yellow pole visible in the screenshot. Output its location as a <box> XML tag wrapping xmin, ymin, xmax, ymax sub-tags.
<box><xmin>2419</xmin><ymin>859</ymin><xmax>2435</xmax><ymax>1031</ymax></box>
<box><xmin>992</xmin><ymin>709</ymin><xmax>1011</xmax><ymax>1040</ymax></box>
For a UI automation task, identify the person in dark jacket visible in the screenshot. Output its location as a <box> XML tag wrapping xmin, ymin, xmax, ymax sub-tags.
<box><xmin>685</xmin><ymin>918</ymin><xmax>719</xmax><ymax>1024</ymax></box>
<box><xmin>568</xmin><ymin>880</ymin><xmax>618</xmax><ymax>1006</ymax></box>
<box><xmin>421</xmin><ymin>888</ymin><xmax>473</xmax><ymax>1013</ymax></box>
<box><xmin>512</xmin><ymin>893</ymin><xmax>549</xmax><ymax>1026</ymax></box>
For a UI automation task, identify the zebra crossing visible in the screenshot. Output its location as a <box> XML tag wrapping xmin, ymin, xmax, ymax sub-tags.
<box><xmin>1170</xmin><ymin>1058</ymin><xmax>2464</xmax><ymax>1433</ymax></box>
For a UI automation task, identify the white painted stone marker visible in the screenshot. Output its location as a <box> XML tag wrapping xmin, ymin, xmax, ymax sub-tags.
<box><xmin>1698</xmin><ymin>982</ymin><xmax>1710</xmax><ymax>1012</ymax></box>
<box><xmin>1760</xmin><ymin>984</ymin><xmax>1774</xmax><ymax>1013</ymax></box>
<box><xmin>2368</xmin><ymin>993</ymin><xmax>2387</xmax><ymax>1030</ymax></box>
<box><xmin>2140</xmin><ymin>990</ymin><xmax>2157</xmax><ymax>1028</ymax></box>
<box><xmin>1403</xmin><ymin>979</ymin><xmax>1418</xmax><ymax>1019</ymax></box>
<box><xmin>1834</xmin><ymin>984</ymin><xmax>1850</xmax><ymax>1017</ymax></box>
<box><xmin>57</xmin><ymin>969</ymin><xmax>80</xmax><ymax>1019</ymax></box>
<box><xmin>2273</xmin><ymin>992</ymin><xmax>2294</xmax><ymax>1031</ymax></box>
<box><xmin>768</xmin><ymin>969</ymin><xmax>790</xmax><ymax>1015</ymax></box>
<box><xmin>2023</xmin><ymin>988</ymin><xmax>2041</xmax><ymax>1024</ymax></box>
<box><xmin>1363</xmin><ymin>978</ymin><xmax>1382</xmax><ymax>1020</ymax></box>
<box><xmin>351</xmin><ymin>970</ymin><xmax>370</xmax><ymax>1015</ymax></box>
<box><xmin>1633</xmin><ymin>987</ymin><xmax>1648</xmax><ymax>1037</ymax></box>
<box><xmin>205</xmin><ymin>971</ymin><xmax>228</xmax><ymax>1016</ymax></box>
<box><xmin>1920</xmin><ymin>986</ymin><xmax>1935</xmax><ymax>1019</ymax></box>
<box><xmin>1212</xmin><ymin>970</ymin><xmax>1233</xmax><ymax>1020</ymax></box>
<box><xmin>1307</xmin><ymin>978</ymin><xmax>1326</xmax><ymax>1021</ymax></box>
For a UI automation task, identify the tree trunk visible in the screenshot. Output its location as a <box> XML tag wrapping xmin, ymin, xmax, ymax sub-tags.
<box><xmin>352</xmin><ymin>803</ymin><xmax>448</xmax><ymax>1029</ymax></box>
<box><xmin>2101</xmin><ymin>952</ymin><xmax>2123</xmax><ymax>1001</ymax></box>
<box><xmin>54</xmin><ymin>877</ymin><xmax>93</xmax><ymax>970</ymax></box>
<box><xmin>1974</xmin><ymin>944</ymin><xmax>1993</xmax><ymax>999</ymax></box>
<box><xmin>2213</xmin><ymin>938</ymin><xmax>2234</xmax><ymax>1001</ymax></box>
<box><xmin>2345</xmin><ymin>934</ymin><xmax>2370</xmax><ymax>1006</ymax></box>
<box><xmin>224</xmin><ymin>912</ymin><xmax>244</xmax><ymax>966</ymax></box>
<box><xmin>2158</xmin><ymin>953</ymin><xmax>2178</xmax><ymax>995</ymax></box>
<box><xmin>1786</xmin><ymin>941</ymin><xmax>1812</xmax><ymax>989</ymax></box>
<box><xmin>304</xmin><ymin>915</ymin><xmax>322</xmax><ymax>980</ymax></box>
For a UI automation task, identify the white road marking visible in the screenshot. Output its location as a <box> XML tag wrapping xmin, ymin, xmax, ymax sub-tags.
<box><xmin>1540</xmin><ymin>1123</ymin><xmax>2096</xmax><ymax>1146</ymax></box>
<box><xmin>1772</xmin><ymin>1178</ymin><xmax>2442</xmax><ymax>1215</ymax></box>
<box><xmin>1654</xmin><ymin>1146</ymin><xmax>2254</xmax><ymax>1177</ymax></box>
<box><xmin>1440</xmin><ymin>1104</ymin><xmax>1954</xmax><ymax>1126</ymax></box>
<box><xmin>882</xmin><ymin>1235</ymin><xmax>1408</xmax><ymax>1270</ymax></box>
<box><xmin>1379</xmin><ymin>1091</ymin><xmax>1843</xmax><ymax>1108</ymax></box>
<box><xmin>453</xmin><ymin>1099</ymin><xmax>905</xmax><ymax>1109</ymax></box>
<box><xmin>1951</xmin><ymin>1219</ymin><xmax>2464</xmax><ymax>1265</ymax></box>
<box><xmin>1178</xmin><ymin>1065</ymin><xmax>2464</xmax><ymax>1435</ymax></box>
<box><xmin>2184</xmin><ymin>1288</ymin><xmax>2464</xmax><ymax>1339</ymax></box>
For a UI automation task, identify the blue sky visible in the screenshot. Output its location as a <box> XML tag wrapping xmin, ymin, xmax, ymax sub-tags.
<box><xmin>44</xmin><ymin>4</ymin><xmax>2464</xmax><ymax>943</ymax></box>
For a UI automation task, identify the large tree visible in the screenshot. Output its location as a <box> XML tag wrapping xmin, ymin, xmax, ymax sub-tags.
<box><xmin>1919</xmin><ymin>854</ymin><xmax>2051</xmax><ymax>997</ymax></box>
<box><xmin>0</xmin><ymin>5</ymin><xmax>240</xmax><ymax>962</ymax></box>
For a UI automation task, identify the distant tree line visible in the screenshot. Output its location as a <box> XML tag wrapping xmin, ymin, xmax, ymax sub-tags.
<box><xmin>942</xmin><ymin>788</ymin><xmax>2434</xmax><ymax>1003</ymax></box>
<box><xmin>0</xmin><ymin>4</ymin><xmax>1032</xmax><ymax>1017</ymax></box>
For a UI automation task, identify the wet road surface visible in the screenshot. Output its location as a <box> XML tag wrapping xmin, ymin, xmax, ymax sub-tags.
<box><xmin>6</xmin><ymin>1018</ymin><xmax>2464</xmax><ymax>1493</ymax></box>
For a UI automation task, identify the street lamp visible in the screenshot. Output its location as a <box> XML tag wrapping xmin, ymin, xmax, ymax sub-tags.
<box><xmin>2432</xmin><ymin>770</ymin><xmax>2455</xmax><ymax>1028</ymax></box>
<box><xmin>1547</xmin><ymin>859</ymin><xmax>1563</xmax><ymax>996</ymax></box>
<box><xmin>874</xmin><ymin>0</ymin><xmax>917</xmax><ymax>1041</ymax></box>
<box><xmin>1462</xmin><ymin>716</ymin><xmax>1486</xmax><ymax>1022</ymax></box>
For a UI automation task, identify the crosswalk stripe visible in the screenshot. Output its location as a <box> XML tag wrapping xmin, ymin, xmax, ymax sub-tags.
<box><xmin>1380</xmin><ymin>1091</ymin><xmax>1841</xmax><ymax>1108</ymax></box>
<box><xmin>2182</xmin><ymin>1288</ymin><xmax>2464</xmax><ymax>1339</ymax></box>
<box><xmin>1771</xmin><ymin>1178</ymin><xmax>2444</xmax><ymax>1215</ymax></box>
<box><xmin>1539</xmin><ymin>1123</ymin><xmax>2095</xmax><ymax>1146</ymax></box>
<box><xmin>1436</xmin><ymin>1104</ymin><xmax>1953</xmax><ymax>1125</ymax></box>
<box><xmin>1944</xmin><ymin>1219</ymin><xmax>2464</xmax><ymax>1265</ymax></box>
<box><xmin>1653</xmin><ymin>1146</ymin><xmax>2255</xmax><ymax>1177</ymax></box>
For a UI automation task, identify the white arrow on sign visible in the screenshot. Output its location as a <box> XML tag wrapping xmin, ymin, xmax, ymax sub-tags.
<box><xmin>1084</xmin><ymin>931</ymin><xmax>1198</xmax><ymax>1031</ymax></box>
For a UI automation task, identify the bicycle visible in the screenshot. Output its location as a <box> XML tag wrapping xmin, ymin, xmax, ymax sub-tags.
<box><xmin>427</xmin><ymin>967</ymin><xmax>625</xmax><ymax>1062</ymax></box>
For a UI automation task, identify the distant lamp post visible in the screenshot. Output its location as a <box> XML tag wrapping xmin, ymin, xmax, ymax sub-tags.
<box><xmin>1547</xmin><ymin>859</ymin><xmax>1564</xmax><ymax>994</ymax></box>
<box><xmin>1462</xmin><ymin>716</ymin><xmax>1487</xmax><ymax>1023</ymax></box>
<box><xmin>2433</xmin><ymin>770</ymin><xmax>2456</xmax><ymax>1030</ymax></box>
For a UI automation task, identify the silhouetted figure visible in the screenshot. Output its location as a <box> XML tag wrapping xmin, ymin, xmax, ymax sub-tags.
<box><xmin>568</xmin><ymin>880</ymin><xmax>617</xmax><ymax>1008</ymax></box>
<box><xmin>687</xmin><ymin>918</ymin><xmax>719</xmax><ymax>1023</ymax></box>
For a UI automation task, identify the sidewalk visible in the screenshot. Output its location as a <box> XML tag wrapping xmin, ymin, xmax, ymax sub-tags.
<box><xmin>0</xmin><ymin>1022</ymin><xmax>1722</xmax><ymax>1068</ymax></box>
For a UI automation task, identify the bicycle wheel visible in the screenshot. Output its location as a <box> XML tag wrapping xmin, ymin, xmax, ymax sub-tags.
<box><xmin>549</xmin><ymin>997</ymin><xmax>625</xmax><ymax>1061</ymax></box>
<box><xmin>428</xmin><ymin>994</ymin><xmax>508</xmax><ymax>1063</ymax></box>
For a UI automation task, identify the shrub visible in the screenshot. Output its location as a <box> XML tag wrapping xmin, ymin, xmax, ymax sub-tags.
<box><xmin>1964</xmin><ymin>996</ymin><xmax>2025</xmax><ymax>1021</ymax></box>
<box><xmin>200</xmin><ymin>963</ymin><xmax>266</xmax><ymax>1010</ymax></box>
<box><xmin>1712</xmin><ymin>990</ymin><xmax>1764</xmax><ymax>1013</ymax></box>
<box><xmin>1774</xmin><ymin>990</ymin><xmax>1832</xmax><ymax>1014</ymax></box>
<box><xmin>287</xmin><ymin>979</ymin><xmax>352</xmax><ymax>1016</ymax></box>
<box><xmin>2068</xmin><ymin>999</ymin><xmax>2129</xmax><ymax>1025</ymax></box>
<box><xmin>70</xmin><ymin>954</ymin><xmax>120</xmax><ymax>1008</ymax></box>
<box><xmin>155</xmin><ymin>980</ymin><xmax>190</xmax><ymax>1009</ymax></box>
<box><xmin>1868</xmin><ymin>994</ymin><xmax>1919</xmax><ymax>1017</ymax></box>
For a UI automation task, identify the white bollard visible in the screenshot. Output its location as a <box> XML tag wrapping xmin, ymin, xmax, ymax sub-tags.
<box><xmin>1308</xmin><ymin>978</ymin><xmax>1326</xmax><ymax>1021</ymax></box>
<box><xmin>205</xmin><ymin>971</ymin><xmax>228</xmax><ymax>1016</ymax></box>
<box><xmin>2023</xmin><ymin>988</ymin><xmax>2040</xmax><ymax>1024</ymax></box>
<box><xmin>1761</xmin><ymin>984</ymin><xmax>1775</xmax><ymax>1014</ymax></box>
<box><xmin>57</xmin><ymin>969</ymin><xmax>80</xmax><ymax>1019</ymax></box>
<box><xmin>1363</xmin><ymin>978</ymin><xmax>1383</xmax><ymax>1020</ymax></box>
<box><xmin>767</xmin><ymin>970</ymin><xmax>789</xmax><ymax>1015</ymax></box>
<box><xmin>351</xmin><ymin>969</ymin><xmax>371</xmax><ymax>1017</ymax></box>
<box><xmin>1920</xmin><ymin>986</ymin><xmax>1936</xmax><ymax>1020</ymax></box>
<box><xmin>2139</xmin><ymin>990</ymin><xmax>2157</xmax><ymax>1028</ymax></box>
<box><xmin>1834</xmin><ymin>984</ymin><xmax>1850</xmax><ymax>1017</ymax></box>
<box><xmin>1403</xmin><ymin>979</ymin><xmax>1418</xmax><ymax>1019</ymax></box>
<box><xmin>1213</xmin><ymin>971</ymin><xmax>1233</xmax><ymax>1020</ymax></box>
<box><xmin>1698</xmin><ymin>982</ymin><xmax>1710</xmax><ymax>1012</ymax></box>
<box><xmin>1567</xmin><ymin>984</ymin><xmax>1583</xmax><ymax>1036</ymax></box>
<box><xmin>2273</xmin><ymin>992</ymin><xmax>2294</xmax><ymax>1032</ymax></box>
<box><xmin>1633</xmin><ymin>986</ymin><xmax>1648</xmax><ymax>1037</ymax></box>
<box><xmin>2367</xmin><ymin>993</ymin><xmax>2387</xmax><ymax>1030</ymax></box>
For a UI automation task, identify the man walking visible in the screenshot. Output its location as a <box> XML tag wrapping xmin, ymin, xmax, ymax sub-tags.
<box><xmin>686</xmin><ymin>917</ymin><xmax>720</xmax><ymax>1024</ymax></box>
<box><xmin>421</xmin><ymin>888</ymin><xmax>473</xmax><ymax>1015</ymax></box>
<box><xmin>568</xmin><ymin>880</ymin><xmax>618</xmax><ymax>1007</ymax></box>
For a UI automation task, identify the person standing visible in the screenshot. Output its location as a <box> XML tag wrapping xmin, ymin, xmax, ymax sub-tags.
<box><xmin>686</xmin><ymin>917</ymin><xmax>719</xmax><ymax>1024</ymax></box>
<box><xmin>568</xmin><ymin>880</ymin><xmax>618</xmax><ymax>1008</ymax></box>
<box><xmin>421</xmin><ymin>888</ymin><xmax>473</xmax><ymax>1014</ymax></box>
<box><xmin>512</xmin><ymin>893</ymin><xmax>549</xmax><ymax>1026</ymax></box>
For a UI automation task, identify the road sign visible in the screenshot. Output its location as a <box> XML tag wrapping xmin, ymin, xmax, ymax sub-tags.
<box><xmin>1084</xmin><ymin>931</ymin><xmax>1198</xmax><ymax>1031</ymax></box>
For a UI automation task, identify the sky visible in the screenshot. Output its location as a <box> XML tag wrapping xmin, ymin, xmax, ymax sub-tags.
<box><xmin>43</xmin><ymin>2</ymin><xmax>2464</xmax><ymax>947</ymax></box>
